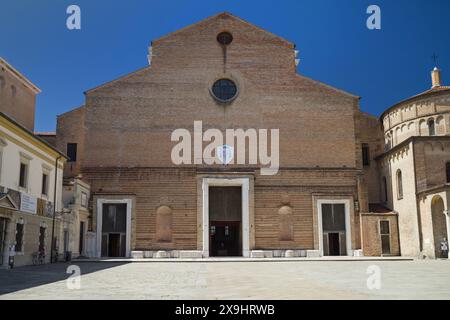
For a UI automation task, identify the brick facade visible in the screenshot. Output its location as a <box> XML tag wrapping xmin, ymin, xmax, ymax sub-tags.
<box><xmin>55</xmin><ymin>12</ymin><xmax>418</xmax><ymax>258</ymax></box>
<box><xmin>56</xmin><ymin>106</ymin><xmax>85</xmax><ymax>178</ymax></box>
<box><xmin>361</xmin><ymin>212</ymin><xmax>400</xmax><ymax>256</ymax></box>
<box><xmin>0</xmin><ymin>58</ymin><xmax>39</xmax><ymax>132</ymax></box>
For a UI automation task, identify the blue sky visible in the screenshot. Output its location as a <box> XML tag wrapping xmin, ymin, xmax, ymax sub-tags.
<box><xmin>1</xmin><ymin>0</ymin><xmax>449</xmax><ymax>132</ymax></box>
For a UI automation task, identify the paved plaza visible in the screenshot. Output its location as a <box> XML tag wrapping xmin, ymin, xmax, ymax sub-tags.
<box><xmin>0</xmin><ymin>260</ymin><xmax>449</xmax><ymax>299</ymax></box>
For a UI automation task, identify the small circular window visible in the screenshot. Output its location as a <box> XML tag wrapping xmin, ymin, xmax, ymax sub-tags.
<box><xmin>217</xmin><ymin>32</ymin><xmax>233</xmax><ymax>45</ymax></box>
<box><xmin>212</xmin><ymin>79</ymin><xmax>238</xmax><ymax>102</ymax></box>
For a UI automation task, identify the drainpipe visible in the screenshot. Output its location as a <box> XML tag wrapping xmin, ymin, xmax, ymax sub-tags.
<box><xmin>395</xmin><ymin>210</ymin><xmax>402</xmax><ymax>257</ymax></box>
<box><xmin>50</xmin><ymin>156</ymin><xmax>62</xmax><ymax>263</ymax></box>
<box><xmin>356</xmin><ymin>173</ymin><xmax>364</xmax><ymax>254</ymax></box>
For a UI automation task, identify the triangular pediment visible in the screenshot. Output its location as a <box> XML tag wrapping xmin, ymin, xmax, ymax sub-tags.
<box><xmin>0</xmin><ymin>193</ymin><xmax>19</xmax><ymax>210</ymax></box>
<box><xmin>153</xmin><ymin>12</ymin><xmax>294</xmax><ymax>48</ymax></box>
<box><xmin>85</xmin><ymin>11</ymin><xmax>357</xmax><ymax>99</ymax></box>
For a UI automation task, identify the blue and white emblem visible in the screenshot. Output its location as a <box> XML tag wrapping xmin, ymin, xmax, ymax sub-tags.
<box><xmin>217</xmin><ymin>144</ymin><xmax>234</xmax><ymax>165</ymax></box>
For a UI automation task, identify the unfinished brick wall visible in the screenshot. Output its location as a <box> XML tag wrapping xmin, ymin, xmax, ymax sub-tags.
<box><xmin>82</xmin><ymin>13</ymin><xmax>360</xmax><ymax>170</ymax></box>
<box><xmin>82</xmin><ymin>167</ymin><xmax>361</xmax><ymax>251</ymax></box>
<box><xmin>56</xmin><ymin>106</ymin><xmax>85</xmax><ymax>178</ymax></box>
<box><xmin>58</xmin><ymin>13</ymin><xmax>378</xmax><ymax>253</ymax></box>
<box><xmin>0</xmin><ymin>63</ymin><xmax>37</xmax><ymax>131</ymax></box>
<box><xmin>84</xmin><ymin>167</ymin><xmax>198</xmax><ymax>251</ymax></box>
<box><xmin>355</xmin><ymin>111</ymin><xmax>384</xmax><ymax>207</ymax></box>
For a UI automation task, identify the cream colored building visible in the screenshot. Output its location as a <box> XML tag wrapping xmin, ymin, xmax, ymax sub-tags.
<box><xmin>378</xmin><ymin>67</ymin><xmax>450</xmax><ymax>258</ymax></box>
<box><xmin>61</xmin><ymin>177</ymin><xmax>91</xmax><ymax>258</ymax></box>
<box><xmin>0</xmin><ymin>111</ymin><xmax>66</xmax><ymax>267</ymax></box>
<box><xmin>0</xmin><ymin>58</ymin><xmax>68</xmax><ymax>267</ymax></box>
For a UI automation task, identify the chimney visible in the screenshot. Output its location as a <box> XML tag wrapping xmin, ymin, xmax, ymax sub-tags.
<box><xmin>431</xmin><ymin>67</ymin><xmax>441</xmax><ymax>88</ymax></box>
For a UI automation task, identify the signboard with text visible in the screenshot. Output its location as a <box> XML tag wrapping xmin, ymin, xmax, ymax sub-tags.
<box><xmin>20</xmin><ymin>193</ymin><xmax>37</xmax><ymax>214</ymax></box>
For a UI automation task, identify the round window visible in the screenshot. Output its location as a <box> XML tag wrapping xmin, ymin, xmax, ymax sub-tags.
<box><xmin>217</xmin><ymin>32</ymin><xmax>233</xmax><ymax>45</ymax></box>
<box><xmin>211</xmin><ymin>79</ymin><xmax>238</xmax><ymax>102</ymax></box>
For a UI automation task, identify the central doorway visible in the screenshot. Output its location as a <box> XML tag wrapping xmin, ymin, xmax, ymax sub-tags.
<box><xmin>327</xmin><ymin>233</ymin><xmax>341</xmax><ymax>256</ymax></box>
<box><xmin>101</xmin><ymin>203</ymin><xmax>127</xmax><ymax>257</ymax></box>
<box><xmin>209</xmin><ymin>187</ymin><xmax>242</xmax><ymax>257</ymax></box>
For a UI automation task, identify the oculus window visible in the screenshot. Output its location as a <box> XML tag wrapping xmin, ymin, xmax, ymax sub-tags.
<box><xmin>217</xmin><ymin>32</ymin><xmax>233</xmax><ymax>45</ymax></box>
<box><xmin>211</xmin><ymin>79</ymin><xmax>237</xmax><ymax>103</ymax></box>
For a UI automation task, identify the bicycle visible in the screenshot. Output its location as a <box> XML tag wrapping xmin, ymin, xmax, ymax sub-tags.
<box><xmin>32</xmin><ymin>251</ymin><xmax>45</xmax><ymax>265</ymax></box>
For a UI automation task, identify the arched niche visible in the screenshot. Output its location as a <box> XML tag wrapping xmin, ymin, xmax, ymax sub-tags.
<box><xmin>279</xmin><ymin>196</ymin><xmax>294</xmax><ymax>241</ymax></box>
<box><xmin>431</xmin><ymin>196</ymin><xmax>447</xmax><ymax>258</ymax></box>
<box><xmin>155</xmin><ymin>205</ymin><xmax>173</xmax><ymax>243</ymax></box>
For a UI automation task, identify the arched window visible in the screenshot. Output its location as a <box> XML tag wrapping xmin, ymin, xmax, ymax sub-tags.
<box><xmin>428</xmin><ymin>119</ymin><xmax>436</xmax><ymax>136</ymax></box>
<box><xmin>396</xmin><ymin>170</ymin><xmax>403</xmax><ymax>200</ymax></box>
<box><xmin>382</xmin><ymin>176</ymin><xmax>388</xmax><ymax>203</ymax></box>
<box><xmin>395</xmin><ymin>127</ymin><xmax>401</xmax><ymax>145</ymax></box>
<box><xmin>446</xmin><ymin>162</ymin><xmax>450</xmax><ymax>183</ymax></box>
<box><xmin>385</xmin><ymin>134</ymin><xmax>391</xmax><ymax>151</ymax></box>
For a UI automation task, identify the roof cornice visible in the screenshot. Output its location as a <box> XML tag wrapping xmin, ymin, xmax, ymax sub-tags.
<box><xmin>0</xmin><ymin>111</ymin><xmax>67</xmax><ymax>160</ymax></box>
<box><xmin>375</xmin><ymin>135</ymin><xmax>450</xmax><ymax>160</ymax></box>
<box><xmin>0</xmin><ymin>57</ymin><xmax>41</xmax><ymax>94</ymax></box>
<box><xmin>380</xmin><ymin>86</ymin><xmax>450</xmax><ymax>122</ymax></box>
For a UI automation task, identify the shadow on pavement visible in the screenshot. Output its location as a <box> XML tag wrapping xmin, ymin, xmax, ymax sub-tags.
<box><xmin>0</xmin><ymin>261</ymin><xmax>130</xmax><ymax>295</ymax></box>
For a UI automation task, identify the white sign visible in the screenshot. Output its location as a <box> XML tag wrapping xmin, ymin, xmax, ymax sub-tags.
<box><xmin>217</xmin><ymin>144</ymin><xmax>234</xmax><ymax>165</ymax></box>
<box><xmin>20</xmin><ymin>193</ymin><xmax>37</xmax><ymax>214</ymax></box>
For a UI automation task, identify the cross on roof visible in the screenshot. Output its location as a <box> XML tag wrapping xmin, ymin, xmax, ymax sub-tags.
<box><xmin>432</xmin><ymin>53</ymin><xmax>439</xmax><ymax>66</ymax></box>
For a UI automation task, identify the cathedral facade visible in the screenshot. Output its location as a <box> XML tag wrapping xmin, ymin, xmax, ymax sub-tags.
<box><xmin>54</xmin><ymin>12</ymin><xmax>449</xmax><ymax>259</ymax></box>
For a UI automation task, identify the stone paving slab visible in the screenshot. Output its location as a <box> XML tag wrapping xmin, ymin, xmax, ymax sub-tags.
<box><xmin>0</xmin><ymin>260</ymin><xmax>449</xmax><ymax>299</ymax></box>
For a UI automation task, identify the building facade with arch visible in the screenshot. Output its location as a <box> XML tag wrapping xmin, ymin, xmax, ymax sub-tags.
<box><xmin>377</xmin><ymin>67</ymin><xmax>450</xmax><ymax>258</ymax></box>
